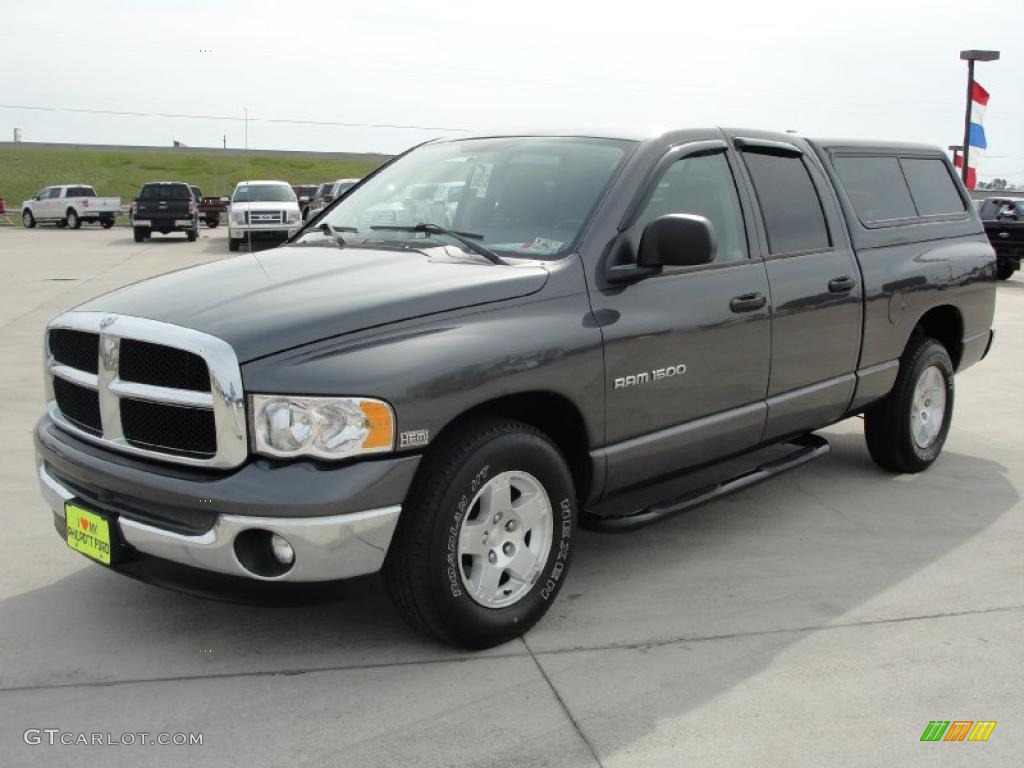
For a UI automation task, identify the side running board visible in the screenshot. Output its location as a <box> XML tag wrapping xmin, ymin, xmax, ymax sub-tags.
<box><xmin>581</xmin><ymin>434</ymin><xmax>830</xmax><ymax>533</ymax></box>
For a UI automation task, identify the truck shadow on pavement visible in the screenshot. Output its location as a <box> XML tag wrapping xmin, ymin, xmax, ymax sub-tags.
<box><xmin>1</xmin><ymin>428</ymin><xmax>1017</xmax><ymax>759</ymax></box>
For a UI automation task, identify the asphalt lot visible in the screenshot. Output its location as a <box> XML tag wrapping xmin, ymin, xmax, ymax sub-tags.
<box><xmin>0</xmin><ymin>223</ymin><xmax>1021</xmax><ymax>767</ymax></box>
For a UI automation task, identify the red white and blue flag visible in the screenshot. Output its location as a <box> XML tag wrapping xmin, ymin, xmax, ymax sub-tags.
<box><xmin>954</xmin><ymin>81</ymin><xmax>989</xmax><ymax>189</ymax></box>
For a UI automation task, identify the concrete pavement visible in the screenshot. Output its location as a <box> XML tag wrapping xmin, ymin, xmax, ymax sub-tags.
<box><xmin>0</xmin><ymin>224</ymin><xmax>1021</xmax><ymax>766</ymax></box>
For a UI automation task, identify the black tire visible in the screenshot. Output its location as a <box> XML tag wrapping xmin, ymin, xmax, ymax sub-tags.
<box><xmin>101</xmin><ymin>218</ymin><xmax>114</xmax><ymax>229</ymax></box>
<box><xmin>56</xmin><ymin>218</ymin><xmax>67</xmax><ymax>229</ymax></box>
<box><xmin>187</xmin><ymin>228</ymin><xmax>198</xmax><ymax>242</ymax></box>
<box><xmin>207</xmin><ymin>216</ymin><xmax>219</xmax><ymax>228</ymax></box>
<box><xmin>383</xmin><ymin>418</ymin><xmax>577</xmax><ymax>649</ymax></box>
<box><xmin>864</xmin><ymin>336</ymin><xmax>954</xmax><ymax>473</ymax></box>
<box><xmin>67</xmin><ymin>209</ymin><xmax>81</xmax><ymax>229</ymax></box>
<box><xmin>22</xmin><ymin>210</ymin><xmax>35</xmax><ymax>228</ymax></box>
<box><xmin>228</xmin><ymin>237</ymin><xmax>240</xmax><ymax>252</ymax></box>
<box><xmin>133</xmin><ymin>226</ymin><xmax>147</xmax><ymax>243</ymax></box>
<box><xmin>996</xmin><ymin>259</ymin><xmax>1015</xmax><ymax>280</ymax></box>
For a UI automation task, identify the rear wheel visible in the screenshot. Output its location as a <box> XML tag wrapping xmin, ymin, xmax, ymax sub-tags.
<box><xmin>67</xmin><ymin>209</ymin><xmax>81</xmax><ymax>229</ymax></box>
<box><xmin>187</xmin><ymin>228</ymin><xmax>198</xmax><ymax>242</ymax></box>
<box><xmin>100</xmin><ymin>218</ymin><xmax>114</xmax><ymax>229</ymax></box>
<box><xmin>133</xmin><ymin>226</ymin><xmax>148</xmax><ymax>243</ymax></box>
<box><xmin>864</xmin><ymin>336</ymin><xmax>954</xmax><ymax>473</ymax></box>
<box><xmin>206</xmin><ymin>216</ymin><xmax>219</xmax><ymax>228</ymax></box>
<box><xmin>383</xmin><ymin>418</ymin><xmax>577</xmax><ymax>649</ymax></box>
<box><xmin>22</xmin><ymin>210</ymin><xmax>35</xmax><ymax>228</ymax></box>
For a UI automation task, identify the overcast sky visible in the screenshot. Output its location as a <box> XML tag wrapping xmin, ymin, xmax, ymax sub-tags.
<box><xmin>1</xmin><ymin>0</ymin><xmax>1020</xmax><ymax>181</ymax></box>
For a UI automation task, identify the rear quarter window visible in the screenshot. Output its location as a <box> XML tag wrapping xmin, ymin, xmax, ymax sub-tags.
<box><xmin>832</xmin><ymin>156</ymin><xmax>917</xmax><ymax>223</ymax></box>
<box><xmin>900</xmin><ymin>158</ymin><xmax>966</xmax><ymax>216</ymax></box>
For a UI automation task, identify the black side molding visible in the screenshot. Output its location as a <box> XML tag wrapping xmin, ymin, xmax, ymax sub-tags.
<box><xmin>581</xmin><ymin>434</ymin><xmax>830</xmax><ymax>532</ymax></box>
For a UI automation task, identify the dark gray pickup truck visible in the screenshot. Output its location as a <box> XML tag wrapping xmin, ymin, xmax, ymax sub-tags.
<box><xmin>35</xmin><ymin>129</ymin><xmax>996</xmax><ymax>648</ymax></box>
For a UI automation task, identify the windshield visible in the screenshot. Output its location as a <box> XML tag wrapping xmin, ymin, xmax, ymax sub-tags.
<box><xmin>314</xmin><ymin>137</ymin><xmax>631</xmax><ymax>258</ymax></box>
<box><xmin>233</xmin><ymin>184</ymin><xmax>296</xmax><ymax>203</ymax></box>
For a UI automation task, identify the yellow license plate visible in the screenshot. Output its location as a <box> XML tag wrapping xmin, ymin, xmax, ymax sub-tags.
<box><xmin>65</xmin><ymin>503</ymin><xmax>112</xmax><ymax>565</ymax></box>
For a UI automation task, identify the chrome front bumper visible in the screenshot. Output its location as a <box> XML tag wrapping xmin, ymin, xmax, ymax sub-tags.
<box><xmin>38</xmin><ymin>461</ymin><xmax>400</xmax><ymax>582</ymax></box>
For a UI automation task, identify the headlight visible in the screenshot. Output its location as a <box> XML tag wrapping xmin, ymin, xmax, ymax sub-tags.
<box><xmin>286</xmin><ymin>210</ymin><xmax>300</xmax><ymax>224</ymax></box>
<box><xmin>230</xmin><ymin>210</ymin><xmax>244</xmax><ymax>224</ymax></box>
<box><xmin>251</xmin><ymin>395</ymin><xmax>394</xmax><ymax>460</ymax></box>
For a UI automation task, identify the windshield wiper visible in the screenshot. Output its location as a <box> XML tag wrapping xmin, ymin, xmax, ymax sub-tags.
<box><xmin>370</xmin><ymin>223</ymin><xmax>507</xmax><ymax>265</ymax></box>
<box><xmin>317</xmin><ymin>222</ymin><xmax>360</xmax><ymax>242</ymax></box>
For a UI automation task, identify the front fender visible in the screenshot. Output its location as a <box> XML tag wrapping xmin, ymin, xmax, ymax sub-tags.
<box><xmin>241</xmin><ymin>289</ymin><xmax>606</xmax><ymax>459</ymax></box>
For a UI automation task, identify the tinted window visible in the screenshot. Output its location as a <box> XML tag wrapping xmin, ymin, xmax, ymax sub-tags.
<box><xmin>140</xmin><ymin>184</ymin><xmax>190</xmax><ymax>200</ymax></box>
<box><xmin>635</xmin><ymin>152</ymin><xmax>748</xmax><ymax>263</ymax></box>
<box><xmin>743</xmin><ymin>152</ymin><xmax>830</xmax><ymax>254</ymax></box>
<box><xmin>832</xmin><ymin>156</ymin><xmax>916</xmax><ymax>223</ymax></box>
<box><xmin>46</xmin><ymin>188</ymin><xmax>61</xmax><ymax>199</ymax></box>
<box><xmin>901</xmin><ymin>158</ymin><xmax>966</xmax><ymax>216</ymax></box>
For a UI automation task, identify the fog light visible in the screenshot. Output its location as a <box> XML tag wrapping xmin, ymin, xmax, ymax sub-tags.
<box><xmin>270</xmin><ymin>534</ymin><xmax>294</xmax><ymax>565</ymax></box>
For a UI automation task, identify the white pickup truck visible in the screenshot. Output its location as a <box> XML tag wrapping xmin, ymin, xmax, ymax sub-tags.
<box><xmin>21</xmin><ymin>185</ymin><xmax>121</xmax><ymax>229</ymax></box>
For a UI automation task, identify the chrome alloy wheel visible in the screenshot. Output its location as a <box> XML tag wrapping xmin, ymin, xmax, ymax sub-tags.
<box><xmin>910</xmin><ymin>364</ymin><xmax>947</xmax><ymax>449</ymax></box>
<box><xmin>457</xmin><ymin>470</ymin><xmax>553</xmax><ymax>609</ymax></box>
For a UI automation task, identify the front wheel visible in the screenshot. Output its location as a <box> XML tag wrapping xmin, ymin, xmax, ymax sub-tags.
<box><xmin>864</xmin><ymin>336</ymin><xmax>954</xmax><ymax>473</ymax></box>
<box><xmin>22</xmin><ymin>210</ymin><xmax>35</xmax><ymax>228</ymax></box>
<box><xmin>383</xmin><ymin>418</ymin><xmax>577</xmax><ymax>648</ymax></box>
<box><xmin>996</xmin><ymin>259</ymin><xmax>1016</xmax><ymax>280</ymax></box>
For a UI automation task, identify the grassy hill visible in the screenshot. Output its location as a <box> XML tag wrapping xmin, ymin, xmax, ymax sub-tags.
<box><xmin>0</xmin><ymin>144</ymin><xmax>388</xmax><ymax>213</ymax></box>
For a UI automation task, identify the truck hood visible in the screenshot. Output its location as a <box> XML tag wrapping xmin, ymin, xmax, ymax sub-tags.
<box><xmin>74</xmin><ymin>244</ymin><xmax>549</xmax><ymax>361</ymax></box>
<box><xmin>230</xmin><ymin>200</ymin><xmax>300</xmax><ymax>212</ymax></box>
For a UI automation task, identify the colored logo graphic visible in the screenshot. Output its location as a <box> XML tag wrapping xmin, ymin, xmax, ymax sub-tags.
<box><xmin>920</xmin><ymin>721</ymin><xmax>996</xmax><ymax>742</ymax></box>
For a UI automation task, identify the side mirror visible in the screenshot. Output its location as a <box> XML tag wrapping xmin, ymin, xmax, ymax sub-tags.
<box><xmin>637</xmin><ymin>214</ymin><xmax>716</xmax><ymax>268</ymax></box>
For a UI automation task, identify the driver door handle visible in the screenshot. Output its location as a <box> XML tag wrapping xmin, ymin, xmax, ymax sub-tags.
<box><xmin>828</xmin><ymin>275</ymin><xmax>856</xmax><ymax>293</ymax></box>
<box><xmin>730</xmin><ymin>292</ymin><xmax>767</xmax><ymax>313</ymax></box>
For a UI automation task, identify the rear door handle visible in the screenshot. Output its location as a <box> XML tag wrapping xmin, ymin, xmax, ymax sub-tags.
<box><xmin>729</xmin><ymin>292</ymin><xmax>767</xmax><ymax>313</ymax></box>
<box><xmin>828</xmin><ymin>275</ymin><xmax>856</xmax><ymax>293</ymax></box>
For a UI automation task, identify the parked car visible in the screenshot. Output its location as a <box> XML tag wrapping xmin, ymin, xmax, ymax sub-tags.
<box><xmin>34</xmin><ymin>129</ymin><xmax>995</xmax><ymax>649</ymax></box>
<box><xmin>130</xmin><ymin>181</ymin><xmax>199</xmax><ymax>242</ymax></box>
<box><xmin>978</xmin><ymin>196</ymin><xmax>1024</xmax><ymax>280</ymax></box>
<box><xmin>189</xmin><ymin>186</ymin><xmax>229</xmax><ymax>228</ymax></box>
<box><xmin>292</xmin><ymin>184</ymin><xmax>319</xmax><ymax>219</ymax></box>
<box><xmin>305</xmin><ymin>178</ymin><xmax>360</xmax><ymax>220</ymax></box>
<box><xmin>228</xmin><ymin>180</ymin><xmax>302</xmax><ymax>251</ymax></box>
<box><xmin>21</xmin><ymin>185</ymin><xmax>120</xmax><ymax>229</ymax></box>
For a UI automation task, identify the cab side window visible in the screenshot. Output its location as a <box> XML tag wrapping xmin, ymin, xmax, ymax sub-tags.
<box><xmin>742</xmin><ymin>151</ymin><xmax>831</xmax><ymax>255</ymax></box>
<box><xmin>634</xmin><ymin>152</ymin><xmax>749</xmax><ymax>263</ymax></box>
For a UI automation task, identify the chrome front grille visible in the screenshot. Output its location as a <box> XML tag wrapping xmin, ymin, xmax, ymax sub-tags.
<box><xmin>44</xmin><ymin>312</ymin><xmax>247</xmax><ymax>469</ymax></box>
<box><xmin>244</xmin><ymin>210</ymin><xmax>284</xmax><ymax>225</ymax></box>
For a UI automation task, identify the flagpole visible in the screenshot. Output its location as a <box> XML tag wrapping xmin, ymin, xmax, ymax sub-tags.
<box><xmin>958</xmin><ymin>49</ymin><xmax>1000</xmax><ymax>188</ymax></box>
<box><xmin>960</xmin><ymin>58</ymin><xmax>975</xmax><ymax>186</ymax></box>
